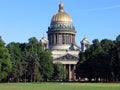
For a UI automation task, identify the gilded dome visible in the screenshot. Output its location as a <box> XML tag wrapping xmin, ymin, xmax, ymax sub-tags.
<box><xmin>51</xmin><ymin>2</ymin><xmax>72</xmax><ymax>23</ymax></box>
<box><xmin>51</xmin><ymin>12</ymin><xmax>72</xmax><ymax>22</ymax></box>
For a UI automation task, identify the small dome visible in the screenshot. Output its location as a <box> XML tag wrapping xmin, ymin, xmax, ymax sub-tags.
<box><xmin>51</xmin><ymin>2</ymin><xmax>72</xmax><ymax>23</ymax></box>
<box><xmin>81</xmin><ymin>36</ymin><xmax>90</xmax><ymax>44</ymax></box>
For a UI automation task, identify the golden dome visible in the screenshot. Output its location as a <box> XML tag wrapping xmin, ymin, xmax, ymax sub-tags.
<box><xmin>51</xmin><ymin>12</ymin><xmax>72</xmax><ymax>22</ymax></box>
<box><xmin>51</xmin><ymin>2</ymin><xmax>72</xmax><ymax>23</ymax></box>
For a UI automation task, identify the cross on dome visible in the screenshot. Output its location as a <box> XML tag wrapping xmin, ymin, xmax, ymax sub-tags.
<box><xmin>59</xmin><ymin>1</ymin><xmax>64</xmax><ymax>12</ymax></box>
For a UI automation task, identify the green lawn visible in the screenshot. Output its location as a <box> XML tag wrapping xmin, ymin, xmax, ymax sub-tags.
<box><xmin>0</xmin><ymin>83</ymin><xmax>120</xmax><ymax>90</ymax></box>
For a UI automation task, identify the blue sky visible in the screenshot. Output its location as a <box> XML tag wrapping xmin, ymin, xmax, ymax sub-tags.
<box><xmin>0</xmin><ymin>0</ymin><xmax>120</xmax><ymax>45</ymax></box>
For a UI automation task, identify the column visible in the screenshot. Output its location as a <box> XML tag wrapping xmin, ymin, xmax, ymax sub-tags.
<box><xmin>69</xmin><ymin>64</ymin><xmax>72</xmax><ymax>81</ymax></box>
<box><xmin>68</xmin><ymin>34</ymin><xmax>71</xmax><ymax>44</ymax></box>
<box><xmin>73</xmin><ymin>35</ymin><xmax>75</xmax><ymax>44</ymax></box>
<box><xmin>72</xmin><ymin>34</ymin><xmax>73</xmax><ymax>43</ymax></box>
<box><xmin>72</xmin><ymin>35</ymin><xmax>74</xmax><ymax>44</ymax></box>
<box><xmin>70</xmin><ymin>34</ymin><xmax>73</xmax><ymax>43</ymax></box>
<box><xmin>54</xmin><ymin>34</ymin><xmax>56</xmax><ymax>45</ymax></box>
<box><xmin>64</xmin><ymin>34</ymin><xmax>66</xmax><ymax>44</ymax></box>
<box><xmin>59</xmin><ymin>34</ymin><xmax>62</xmax><ymax>45</ymax></box>
<box><xmin>57</xmin><ymin>33</ymin><xmax>59</xmax><ymax>44</ymax></box>
<box><xmin>64</xmin><ymin>64</ymin><xmax>66</xmax><ymax>69</ymax></box>
<box><xmin>73</xmin><ymin>65</ymin><xmax>76</xmax><ymax>80</ymax></box>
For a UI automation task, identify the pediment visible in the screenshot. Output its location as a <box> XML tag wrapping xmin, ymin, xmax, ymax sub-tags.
<box><xmin>56</xmin><ymin>53</ymin><xmax>78</xmax><ymax>61</ymax></box>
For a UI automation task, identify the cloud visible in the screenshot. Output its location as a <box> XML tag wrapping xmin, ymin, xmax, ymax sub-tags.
<box><xmin>80</xmin><ymin>5</ymin><xmax>120</xmax><ymax>11</ymax></box>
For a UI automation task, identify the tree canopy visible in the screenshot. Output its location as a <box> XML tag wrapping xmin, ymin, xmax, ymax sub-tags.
<box><xmin>6</xmin><ymin>37</ymin><xmax>54</xmax><ymax>82</ymax></box>
<box><xmin>0</xmin><ymin>37</ymin><xmax>12</xmax><ymax>81</ymax></box>
<box><xmin>77</xmin><ymin>35</ymin><xmax>120</xmax><ymax>82</ymax></box>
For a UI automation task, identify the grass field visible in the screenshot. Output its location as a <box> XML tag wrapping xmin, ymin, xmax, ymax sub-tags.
<box><xmin>0</xmin><ymin>83</ymin><xmax>120</xmax><ymax>90</ymax></box>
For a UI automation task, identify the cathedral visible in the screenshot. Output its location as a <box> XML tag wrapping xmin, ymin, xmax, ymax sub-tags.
<box><xmin>41</xmin><ymin>2</ymin><xmax>90</xmax><ymax>81</ymax></box>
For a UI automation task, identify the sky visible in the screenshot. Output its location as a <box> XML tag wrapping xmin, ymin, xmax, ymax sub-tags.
<box><xmin>0</xmin><ymin>0</ymin><xmax>120</xmax><ymax>45</ymax></box>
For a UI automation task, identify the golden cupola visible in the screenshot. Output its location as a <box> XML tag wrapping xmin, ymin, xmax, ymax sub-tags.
<box><xmin>51</xmin><ymin>2</ymin><xmax>72</xmax><ymax>23</ymax></box>
<box><xmin>48</xmin><ymin>2</ymin><xmax>75</xmax><ymax>32</ymax></box>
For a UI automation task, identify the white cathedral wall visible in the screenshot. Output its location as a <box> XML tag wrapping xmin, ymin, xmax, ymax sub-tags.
<box><xmin>51</xmin><ymin>49</ymin><xmax>79</xmax><ymax>59</ymax></box>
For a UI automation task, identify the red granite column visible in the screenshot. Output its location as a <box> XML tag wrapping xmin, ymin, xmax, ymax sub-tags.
<box><xmin>71</xmin><ymin>34</ymin><xmax>72</xmax><ymax>43</ymax></box>
<box><xmin>68</xmin><ymin>34</ymin><xmax>71</xmax><ymax>44</ymax></box>
<box><xmin>64</xmin><ymin>34</ymin><xmax>66</xmax><ymax>44</ymax></box>
<box><xmin>69</xmin><ymin>64</ymin><xmax>72</xmax><ymax>81</ymax></box>
<box><xmin>59</xmin><ymin>34</ymin><xmax>62</xmax><ymax>45</ymax></box>
<box><xmin>57</xmin><ymin>33</ymin><xmax>59</xmax><ymax>44</ymax></box>
<box><xmin>73</xmin><ymin>65</ymin><xmax>76</xmax><ymax>80</ymax></box>
<box><xmin>73</xmin><ymin>35</ymin><xmax>75</xmax><ymax>44</ymax></box>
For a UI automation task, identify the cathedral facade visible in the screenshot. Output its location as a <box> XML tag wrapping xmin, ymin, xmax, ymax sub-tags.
<box><xmin>41</xmin><ymin>2</ymin><xmax>90</xmax><ymax>81</ymax></box>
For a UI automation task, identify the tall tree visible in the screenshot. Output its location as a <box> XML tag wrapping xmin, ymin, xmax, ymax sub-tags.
<box><xmin>53</xmin><ymin>63</ymin><xmax>67</xmax><ymax>81</ymax></box>
<box><xmin>101</xmin><ymin>39</ymin><xmax>115</xmax><ymax>52</ymax></box>
<box><xmin>76</xmin><ymin>52</ymin><xmax>86</xmax><ymax>79</ymax></box>
<box><xmin>0</xmin><ymin>36</ymin><xmax>12</xmax><ymax>81</ymax></box>
<box><xmin>39</xmin><ymin>50</ymin><xmax>54</xmax><ymax>81</ymax></box>
<box><xmin>25</xmin><ymin>37</ymin><xmax>41</xmax><ymax>82</ymax></box>
<box><xmin>110</xmin><ymin>35</ymin><xmax>120</xmax><ymax>81</ymax></box>
<box><xmin>7</xmin><ymin>42</ymin><xmax>23</xmax><ymax>82</ymax></box>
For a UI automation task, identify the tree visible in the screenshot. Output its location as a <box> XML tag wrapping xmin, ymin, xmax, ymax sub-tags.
<box><xmin>101</xmin><ymin>39</ymin><xmax>115</xmax><ymax>52</ymax></box>
<box><xmin>25</xmin><ymin>37</ymin><xmax>42</xmax><ymax>82</ymax></box>
<box><xmin>53</xmin><ymin>63</ymin><xmax>67</xmax><ymax>81</ymax></box>
<box><xmin>7</xmin><ymin>42</ymin><xmax>23</xmax><ymax>82</ymax></box>
<box><xmin>110</xmin><ymin>35</ymin><xmax>120</xmax><ymax>81</ymax></box>
<box><xmin>92</xmin><ymin>39</ymin><xmax>103</xmax><ymax>54</ymax></box>
<box><xmin>76</xmin><ymin>52</ymin><xmax>86</xmax><ymax>79</ymax></box>
<box><xmin>100</xmin><ymin>39</ymin><xmax>115</xmax><ymax>81</ymax></box>
<box><xmin>0</xmin><ymin>36</ymin><xmax>12</xmax><ymax>81</ymax></box>
<box><xmin>77</xmin><ymin>39</ymin><xmax>113</xmax><ymax>82</ymax></box>
<box><xmin>39</xmin><ymin>50</ymin><xmax>54</xmax><ymax>81</ymax></box>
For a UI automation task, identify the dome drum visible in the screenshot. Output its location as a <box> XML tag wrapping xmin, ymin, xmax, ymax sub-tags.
<box><xmin>50</xmin><ymin>21</ymin><xmax>73</xmax><ymax>28</ymax></box>
<box><xmin>48</xmin><ymin>26</ymin><xmax>75</xmax><ymax>32</ymax></box>
<box><xmin>49</xmin><ymin>22</ymin><xmax>75</xmax><ymax>30</ymax></box>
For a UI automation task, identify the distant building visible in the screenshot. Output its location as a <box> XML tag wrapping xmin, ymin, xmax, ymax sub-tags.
<box><xmin>41</xmin><ymin>2</ymin><xmax>90</xmax><ymax>81</ymax></box>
